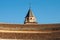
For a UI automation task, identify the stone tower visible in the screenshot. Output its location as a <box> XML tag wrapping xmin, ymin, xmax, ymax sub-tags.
<box><xmin>24</xmin><ymin>9</ymin><xmax>37</xmax><ymax>24</ymax></box>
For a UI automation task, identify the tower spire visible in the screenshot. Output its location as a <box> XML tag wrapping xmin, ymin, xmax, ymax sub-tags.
<box><xmin>24</xmin><ymin>9</ymin><xmax>37</xmax><ymax>24</ymax></box>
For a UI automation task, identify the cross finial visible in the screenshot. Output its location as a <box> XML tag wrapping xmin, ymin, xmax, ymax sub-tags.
<box><xmin>29</xmin><ymin>2</ymin><xmax>31</xmax><ymax>9</ymax></box>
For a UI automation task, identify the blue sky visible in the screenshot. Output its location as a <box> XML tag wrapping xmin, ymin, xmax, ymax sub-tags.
<box><xmin>0</xmin><ymin>0</ymin><xmax>60</xmax><ymax>24</ymax></box>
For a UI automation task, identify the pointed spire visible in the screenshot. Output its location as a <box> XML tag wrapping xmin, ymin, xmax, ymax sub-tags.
<box><xmin>24</xmin><ymin>8</ymin><xmax>38</xmax><ymax>24</ymax></box>
<box><xmin>25</xmin><ymin>9</ymin><xmax>34</xmax><ymax>17</ymax></box>
<box><xmin>24</xmin><ymin>2</ymin><xmax>37</xmax><ymax>24</ymax></box>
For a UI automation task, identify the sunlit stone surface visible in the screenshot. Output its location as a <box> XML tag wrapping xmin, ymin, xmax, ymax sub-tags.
<box><xmin>0</xmin><ymin>24</ymin><xmax>60</xmax><ymax>40</ymax></box>
<box><xmin>0</xmin><ymin>39</ymin><xmax>33</xmax><ymax>40</ymax></box>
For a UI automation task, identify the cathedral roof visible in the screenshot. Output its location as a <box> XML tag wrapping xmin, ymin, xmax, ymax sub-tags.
<box><xmin>25</xmin><ymin>9</ymin><xmax>34</xmax><ymax>17</ymax></box>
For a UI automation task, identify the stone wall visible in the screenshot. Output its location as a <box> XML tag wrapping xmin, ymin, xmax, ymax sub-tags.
<box><xmin>0</xmin><ymin>24</ymin><xmax>60</xmax><ymax>31</ymax></box>
<box><xmin>0</xmin><ymin>31</ymin><xmax>60</xmax><ymax>40</ymax></box>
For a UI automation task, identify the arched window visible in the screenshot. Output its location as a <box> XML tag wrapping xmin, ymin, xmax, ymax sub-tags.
<box><xmin>30</xmin><ymin>18</ymin><xmax>32</xmax><ymax>20</ymax></box>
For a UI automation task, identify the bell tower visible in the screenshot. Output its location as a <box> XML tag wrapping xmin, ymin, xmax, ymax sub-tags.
<box><xmin>24</xmin><ymin>9</ymin><xmax>37</xmax><ymax>24</ymax></box>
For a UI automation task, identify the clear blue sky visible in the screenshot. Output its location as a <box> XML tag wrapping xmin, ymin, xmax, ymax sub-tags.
<box><xmin>0</xmin><ymin>0</ymin><xmax>60</xmax><ymax>24</ymax></box>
